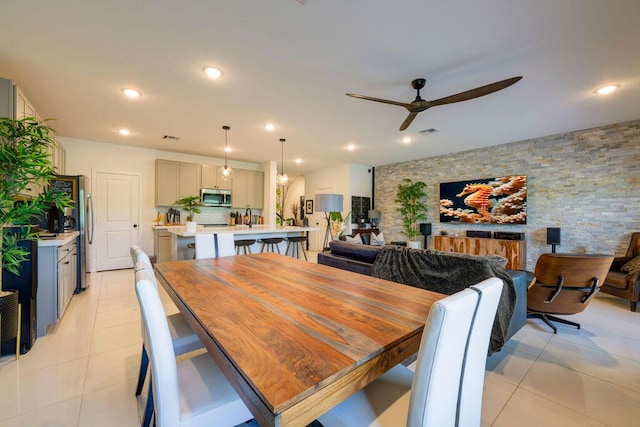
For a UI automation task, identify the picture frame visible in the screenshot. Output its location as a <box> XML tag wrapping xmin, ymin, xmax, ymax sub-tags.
<box><xmin>305</xmin><ymin>199</ymin><xmax>314</xmax><ymax>215</ymax></box>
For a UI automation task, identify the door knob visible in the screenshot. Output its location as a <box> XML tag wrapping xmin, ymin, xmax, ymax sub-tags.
<box><xmin>133</xmin><ymin>224</ymin><xmax>138</xmax><ymax>228</ymax></box>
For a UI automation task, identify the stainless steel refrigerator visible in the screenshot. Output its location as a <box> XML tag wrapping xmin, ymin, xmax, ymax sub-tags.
<box><xmin>49</xmin><ymin>175</ymin><xmax>94</xmax><ymax>292</ymax></box>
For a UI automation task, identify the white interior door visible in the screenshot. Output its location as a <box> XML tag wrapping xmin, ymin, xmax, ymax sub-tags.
<box><xmin>95</xmin><ymin>172</ymin><xmax>140</xmax><ymax>271</ymax></box>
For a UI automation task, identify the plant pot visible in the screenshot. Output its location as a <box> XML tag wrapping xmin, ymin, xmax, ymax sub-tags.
<box><xmin>408</xmin><ymin>241</ymin><xmax>422</xmax><ymax>249</ymax></box>
<box><xmin>185</xmin><ymin>221</ymin><xmax>197</xmax><ymax>232</ymax></box>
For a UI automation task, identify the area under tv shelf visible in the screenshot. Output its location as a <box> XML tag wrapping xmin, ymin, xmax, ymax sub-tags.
<box><xmin>434</xmin><ymin>235</ymin><xmax>526</xmax><ymax>270</ymax></box>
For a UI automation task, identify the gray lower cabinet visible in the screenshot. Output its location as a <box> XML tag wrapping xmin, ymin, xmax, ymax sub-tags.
<box><xmin>154</xmin><ymin>228</ymin><xmax>171</xmax><ymax>263</ymax></box>
<box><xmin>37</xmin><ymin>238</ymin><xmax>77</xmax><ymax>336</ymax></box>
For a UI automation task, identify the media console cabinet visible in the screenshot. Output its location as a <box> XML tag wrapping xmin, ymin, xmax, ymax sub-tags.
<box><xmin>434</xmin><ymin>235</ymin><xmax>526</xmax><ymax>270</ymax></box>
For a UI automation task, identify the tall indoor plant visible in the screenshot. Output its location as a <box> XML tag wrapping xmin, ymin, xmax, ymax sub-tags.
<box><xmin>395</xmin><ymin>178</ymin><xmax>428</xmax><ymax>248</ymax></box>
<box><xmin>174</xmin><ymin>195</ymin><xmax>203</xmax><ymax>232</ymax></box>
<box><xmin>1</xmin><ymin>117</ymin><xmax>71</xmax><ymax>286</ymax></box>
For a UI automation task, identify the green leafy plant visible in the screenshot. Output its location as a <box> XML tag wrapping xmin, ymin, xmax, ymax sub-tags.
<box><xmin>174</xmin><ymin>195</ymin><xmax>203</xmax><ymax>221</ymax></box>
<box><xmin>1</xmin><ymin>117</ymin><xmax>72</xmax><ymax>275</ymax></box>
<box><xmin>395</xmin><ymin>178</ymin><xmax>428</xmax><ymax>241</ymax></box>
<box><xmin>329</xmin><ymin>211</ymin><xmax>351</xmax><ymax>237</ymax></box>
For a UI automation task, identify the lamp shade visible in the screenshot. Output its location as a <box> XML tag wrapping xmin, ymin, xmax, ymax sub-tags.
<box><xmin>315</xmin><ymin>194</ymin><xmax>343</xmax><ymax>212</ymax></box>
<box><xmin>368</xmin><ymin>209</ymin><xmax>380</xmax><ymax>219</ymax></box>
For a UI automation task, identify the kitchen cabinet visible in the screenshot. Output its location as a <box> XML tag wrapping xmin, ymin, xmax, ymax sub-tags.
<box><xmin>232</xmin><ymin>169</ymin><xmax>264</xmax><ymax>209</ymax></box>
<box><xmin>37</xmin><ymin>234</ymin><xmax>79</xmax><ymax>336</ymax></box>
<box><xmin>155</xmin><ymin>159</ymin><xmax>202</xmax><ymax>206</ymax></box>
<box><xmin>1</xmin><ymin>78</ymin><xmax>65</xmax><ymax>191</ymax></box>
<box><xmin>201</xmin><ymin>165</ymin><xmax>232</xmax><ymax>190</ymax></box>
<box><xmin>154</xmin><ymin>228</ymin><xmax>171</xmax><ymax>263</ymax></box>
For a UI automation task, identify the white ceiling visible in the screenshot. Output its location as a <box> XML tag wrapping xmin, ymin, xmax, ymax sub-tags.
<box><xmin>1</xmin><ymin>0</ymin><xmax>639</xmax><ymax>175</ymax></box>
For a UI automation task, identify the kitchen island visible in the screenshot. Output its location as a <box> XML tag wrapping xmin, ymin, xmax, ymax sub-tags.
<box><xmin>165</xmin><ymin>225</ymin><xmax>317</xmax><ymax>261</ymax></box>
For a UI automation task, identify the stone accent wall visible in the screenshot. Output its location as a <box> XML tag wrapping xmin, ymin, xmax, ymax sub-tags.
<box><xmin>375</xmin><ymin>119</ymin><xmax>640</xmax><ymax>270</ymax></box>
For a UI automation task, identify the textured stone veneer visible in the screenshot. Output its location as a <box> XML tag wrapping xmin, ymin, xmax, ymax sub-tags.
<box><xmin>375</xmin><ymin>119</ymin><xmax>640</xmax><ymax>270</ymax></box>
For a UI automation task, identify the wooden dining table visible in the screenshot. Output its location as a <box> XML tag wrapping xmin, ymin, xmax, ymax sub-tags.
<box><xmin>154</xmin><ymin>252</ymin><xmax>444</xmax><ymax>427</ymax></box>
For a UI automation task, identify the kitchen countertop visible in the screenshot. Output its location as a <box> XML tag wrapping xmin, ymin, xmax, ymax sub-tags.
<box><xmin>38</xmin><ymin>231</ymin><xmax>80</xmax><ymax>247</ymax></box>
<box><xmin>166</xmin><ymin>225</ymin><xmax>317</xmax><ymax>237</ymax></box>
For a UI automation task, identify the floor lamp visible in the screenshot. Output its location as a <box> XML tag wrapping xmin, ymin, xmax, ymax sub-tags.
<box><xmin>316</xmin><ymin>194</ymin><xmax>343</xmax><ymax>251</ymax></box>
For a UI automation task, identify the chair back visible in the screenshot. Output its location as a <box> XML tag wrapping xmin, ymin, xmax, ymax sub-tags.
<box><xmin>131</xmin><ymin>245</ymin><xmax>153</xmax><ymax>271</ymax></box>
<box><xmin>407</xmin><ymin>284</ymin><xmax>481</xmax><ymax>427</ymax></box>
<box><xmin>625</xmin><ymin>232</ymin><xmax>640</xmax><ymax>258</ymax></box>
<box><xmin>195</xmin><ymin>234</ymin><xmax>216</xmax><ymax>259</ymax></box>
<box><xmin>457</xmin><ymin>278</ymin><xmax>503</xmax><ymax>427</ymax></box>
<box><xmin>217</xmin><ymin>233</ymin><xmax>236</xmax><ymax>257</ymax></box>
<box><xmin>528</xmin><ymin>253</ymin><xmax>613</xmax><ymax>315</ymax></box>
<box><xmin>135</xmin><ymin>268</ymin><xmax>181</xmax><ymax>426</ymax></box>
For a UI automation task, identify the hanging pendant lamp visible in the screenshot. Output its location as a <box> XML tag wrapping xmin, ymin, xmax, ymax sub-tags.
<box><xmin>219</xmin><ymin>125</ymin><xmax>233</xmax><ymax>181</ymax></box>
<box><xmin>277</xmin><ymin>138</ymin><xmax>289</xmax><ymax>185</ymax></box>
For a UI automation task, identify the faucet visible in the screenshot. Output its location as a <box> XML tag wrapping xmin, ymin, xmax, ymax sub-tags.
<box><xmin>245</xmin><ymin>207</ymin><xmax>252</xmax><ymax>228</ymax></box>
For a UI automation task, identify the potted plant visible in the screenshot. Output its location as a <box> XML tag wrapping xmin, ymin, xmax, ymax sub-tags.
<box><xmin>395</xmin><ymin>178</ymin><xmax>428</xmax><ymax>248</ymax></box>
<box><xmin>1</xmin><ymin>117</ymin><xmax>71</xmax><ymax>288</ymax></box>
<box><xmin>174</xmin><ymin>195</ymin><xmax>203</xmax><ymax>232</ymax></box>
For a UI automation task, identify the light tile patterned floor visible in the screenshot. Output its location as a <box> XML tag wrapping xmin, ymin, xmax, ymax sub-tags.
<box><xmin>0</xmin><ymin>253</ymin><xmax>638</xmax><ymax>426</ymax></box>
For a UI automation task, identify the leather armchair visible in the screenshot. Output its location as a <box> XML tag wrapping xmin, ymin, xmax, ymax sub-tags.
<box><xmin>600</xmin><ymin>232</ymin><xmax>640</xmax><ymax>312</ymax></box>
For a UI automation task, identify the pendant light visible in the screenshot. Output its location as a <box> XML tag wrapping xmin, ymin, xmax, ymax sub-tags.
<box><xmin>277</xmin><ymin>138</ymin><xmax>289</xmax><ymax>185</ymax></box>
<box><xmin>219</xmin><ymin>125</ymin><xmax>233</xmax><ymax>181</ymax></box>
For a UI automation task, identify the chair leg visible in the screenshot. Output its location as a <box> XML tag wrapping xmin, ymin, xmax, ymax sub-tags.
<box><xmin>135</xmin><ymin>345</ymin><xmax>148</xmax><ymax>396</ymax></box>
<box><xmin>546</xmin><ymin>314</ymin><xmax>580</xmax><ymax>330</ymax></box>
<box><xmin>275</xmin><ymin>243</ymin><xmax>280</xmax><ymax>254</ymax></box>
<box><xmin>631</xmin><ymin>301</ymin><xmax>637</xmax><ymax>312</ymax></box>
<box><xmin>300</xmin><ymin>242</ymin><xmax>307</xmax><ymax>261</ymax></box>
<box><xmin>528</xmin><ymin>312</ymin><xmax>580</xmax><ymax>334</ymax></box>
<box><xmin>286</xmin><ymin>241</ymin><xmax>292</xmax><ymax>256</ymax></box>
<box><xmin>527</xmin><ymin>313</ymin><xmax>557</xmax><ymax>334</ymax></box>
<box><xmin>142</xmin><ymin>375</ymin><xmax>154</xmax><ymax>427</ymax></box>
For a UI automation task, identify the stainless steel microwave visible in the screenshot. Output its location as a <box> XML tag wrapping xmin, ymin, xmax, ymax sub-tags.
<box><xmin>200</xmin><ymin>188</ymin><xmax>232</xmax><ymax>207</ymax></box>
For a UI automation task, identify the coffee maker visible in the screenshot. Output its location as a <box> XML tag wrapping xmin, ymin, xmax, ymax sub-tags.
<box><xmin>64</xmin><ymin>207</ymin><xmax>76</xmax><ymax>232</ymax></box>
<box><xmin>47</xmin><ymin>206</ymin><xmax>65</xmax><ymax>233</ymax></box>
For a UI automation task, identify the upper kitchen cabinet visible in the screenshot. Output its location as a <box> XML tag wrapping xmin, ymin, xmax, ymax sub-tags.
<box><xmin>232</xmin><ymin>169</ymin><xmax>264</xmax><ymax>209</ymax></box>
<box><xmin>201</xmin><ymin>165</ymin><xmax>232</xmax><ymax>190</ymax></box>
<box><xmin>155</xmin><ymin>159</ymin><xmax>202</xmax><ymax>206</ymax></box>
<box><xmin>1</xmin><ymin>78</ymin><xmax>62</xmax><ymax>195</ymax></box>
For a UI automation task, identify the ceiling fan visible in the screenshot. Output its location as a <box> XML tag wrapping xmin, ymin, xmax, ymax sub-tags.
<box><xmin>346</xmin><ymin>76</ymin><xmax>522</xmax><ymax>131</ymax></box>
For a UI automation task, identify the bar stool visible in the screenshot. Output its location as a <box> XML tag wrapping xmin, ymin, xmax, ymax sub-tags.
<box><xmin>285</xmin><ymin>236</ymin><xmax>308</xmax><ymax>260</ymax></box>
<box><xmin>259</xmin><ymin>238</ymin><xmax>283</xmax><ymax>254</ymax></box>
<box><xmin>235</xmin><ymin>239</ymin><xmax>256</xmax><ymax>255</ymax></box>
<box><xmin>186</xmin><ymin>242</ymin><xmax>196</xmax><ymax>259</ymax></box>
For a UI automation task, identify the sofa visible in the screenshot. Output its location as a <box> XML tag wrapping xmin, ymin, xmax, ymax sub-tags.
<box><xmin>318</xmin><ymin>241</ymin><xmax>528</xmax><ymax>352</ymax></box>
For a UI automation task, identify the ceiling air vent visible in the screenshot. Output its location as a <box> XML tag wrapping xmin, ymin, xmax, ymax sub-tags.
<box><xmin>419</xmin><ymin>128</ymin><xmax>439</xmax><ymax>135</ymax></box>
<box><xmin>162</xmin><ymin>135</ymin><xmax>180</xmax><ymax>141</ymax></box>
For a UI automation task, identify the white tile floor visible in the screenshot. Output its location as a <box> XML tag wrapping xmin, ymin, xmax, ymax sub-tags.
<box><xmin>0</xmin><ymin>253</ymin><xmax>639</xmax><ymax>426</ymax></box>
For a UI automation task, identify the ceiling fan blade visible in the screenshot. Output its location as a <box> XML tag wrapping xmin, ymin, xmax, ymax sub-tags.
<box><xmin>399</xmin><ymin>112</ymin><xmax>419</xmax><ymax>131</ymax></box>
<box><xmin>429</xmin><ymin>76</ymin><xmax>522</xmax><ymax>107</ymax></box>
<box><xmin>346</xmin><ymin>93</ymin><xmax>412</xmax><ymax>109</ymax></box>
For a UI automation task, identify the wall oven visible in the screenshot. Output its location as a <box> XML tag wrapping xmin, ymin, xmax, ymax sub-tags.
<box><xmin>201</xmin><ymin>188</ymin><xmax>232</xmax><ymax>207</ymax></box>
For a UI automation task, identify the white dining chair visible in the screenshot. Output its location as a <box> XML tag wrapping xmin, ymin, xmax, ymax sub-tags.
<box><xmin>130</xmin><ymin>246</ymin><xmax>204</xmax><ymax>426</ymax></box>
<box><xmin>135</xmin><ymin>269</ymin><xmax>254</xmax><ymax>427</ymax></box>
<box><xmin>217</xmin><ymin>233</ymin><xmax>236</xmax><ymax>257</ymax></box>
<box><xmin>195</xmin><ymin>234</ymin><xmax>216</xmax><ymax>259</ymax></box>
<box><xmin>318</xmin><ymin>277</ymin><xmax>503</xmax><ymax>427</ymax></box>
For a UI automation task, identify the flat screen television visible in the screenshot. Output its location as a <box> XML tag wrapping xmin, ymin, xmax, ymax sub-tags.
<box><xmin>439</xmin><ymin>175</ymin><xmax>527</xmax><ymax>224</ymax></box>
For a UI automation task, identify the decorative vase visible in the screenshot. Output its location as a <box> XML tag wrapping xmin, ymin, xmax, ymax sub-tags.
<box><xmin>185</xmin><ymin>221</ymin><xmax>197</xmax><ymax>232</ymax></box>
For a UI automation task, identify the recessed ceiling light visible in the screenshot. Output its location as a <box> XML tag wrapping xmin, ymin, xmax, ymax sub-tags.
<box><xmin>118</xmin><ymin>129</ymin><xmax>131</xmax><ymax>136</ymax></box>
<box><xmin>295</xmin><ymin>158</ymin><xmax>302</xmax><ymax>164</ymax></box>
<box><xmin>121</xmin><ymin>88</ymin><xmax>141</xmax><ymax>98</ymax></box>
<box><xmin>347</xmin><ymin>144</ymin><xmax>356</xmax><ymax>151</ymax></box>
<box><xmin>203</xmin><ymin>67</ymin><xmax>223</xmax><ymax>79</ymax></box>
<box><xmin>402</xmin><ymin>137</ymin><xmax>412</xmax><ymax>144</ymax></box>
<box><xmin>595</xmin><ymin>84</ymin><xmax>620</xmax><ymax>95</ymax></box>
<box><xmin>264</xmin><ymin>123</ymin><xmax>276</xmax><ymax>131</ymax></box>
<box><xmin>224</xmin><ymin>146</ymin><xmax>232</xmax><ymax>153</ymax></box>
